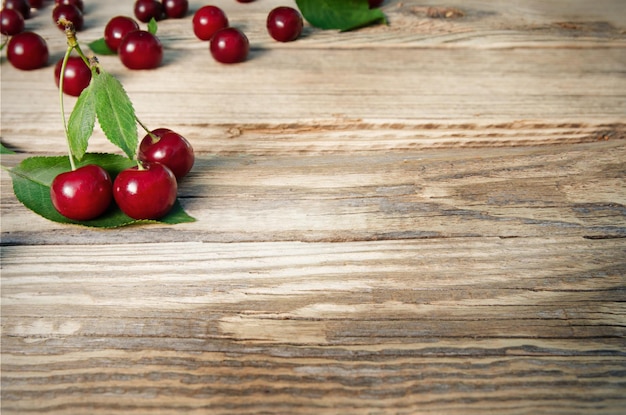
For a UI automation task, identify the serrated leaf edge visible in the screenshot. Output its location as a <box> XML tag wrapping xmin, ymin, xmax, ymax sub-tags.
<box><xmin>67</xmin><ymin>82</ymin><xmax>96</xmax><ymax>161</ymax></box>
<box><xmin>92</xmin><ymin>72</ymin><xmax>138</xmax><ymax>160</ymax></box>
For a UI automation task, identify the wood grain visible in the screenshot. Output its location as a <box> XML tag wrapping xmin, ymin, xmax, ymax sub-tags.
<box><xmin>1</xmin><ymin>1</ymin><xmax>625</xmax><ymax>155</ymax></box>
<box><xmin>2</xmin><ymin>237</ymin><xmax>625</xmax><ymax>414</ymax></box>
<box><xmin>1</xmin><ymin>0</ymin><xmax>625</xmax><ymax>414</ymax></box>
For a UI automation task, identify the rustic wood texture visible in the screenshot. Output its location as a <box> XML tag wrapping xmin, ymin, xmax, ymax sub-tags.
<box><xmin>1</xmin><ymin>0</ymin><xmax>625</xmax><ymax>414</ymax></box>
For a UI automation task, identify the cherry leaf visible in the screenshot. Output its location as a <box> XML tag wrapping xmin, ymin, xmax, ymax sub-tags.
<box><xmin>88</xmin><ymin>38</ymin><xmax>115</xmax><ymax>55</ymax></box>
<box><xmin>67</xmin><ymin>80</ymin><xmax>96</xmax><ymax>161</ymax></box>
<box><xmin>148</xmin><ymin>17</ymin><xmax>158</xmax><ymax>35</ymax></box>
<box><xmin>9</xmin><ymin>154</ymin><xmax>195</xmax><ymax>227</ymax></box>
<box><xmin>1</xmin><ymin>142</ymin><xmax>16</xmax><ymax>154</ymax></box>
<box><xmin>92</xmin><ymin>70</ymin><xmax>138</xmax><ymax>159</ymax></box>
<box><xmin>295</xmin><ymin>0</ymin><xmax>386</xmax><ymax>31</ymax></box>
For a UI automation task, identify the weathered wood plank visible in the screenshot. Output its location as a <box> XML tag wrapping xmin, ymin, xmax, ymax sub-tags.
<box><xmin>3</xmin><ymin>47</ymin><xmax>625</xmax><ymax>154</ymax></box>
<box><xmin>2</xmin><ymin>140</ymin><xmax>624</xmax><ymax>242</ymax></box>
<box><xmin>1</xmin><ymin>1</ymin><xmax>624</xmax><ymax>155</ymax></box>
<box><xmin>1</xmin><ymin>238</ymin><xmax>625</xmax><ymax>414</ymax></box>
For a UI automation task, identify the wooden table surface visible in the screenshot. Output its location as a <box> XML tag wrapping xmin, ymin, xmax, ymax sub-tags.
<box><xmin>1</xmin><ymin>1</ymin><xmax>625</xmax><ymax>413</ymax></box>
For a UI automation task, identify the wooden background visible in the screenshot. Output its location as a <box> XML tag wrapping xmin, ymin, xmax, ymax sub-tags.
<box><xmin>1</xmin><ymin>0</ymin><xmax>625</xmax><ymax>413</ymax></box>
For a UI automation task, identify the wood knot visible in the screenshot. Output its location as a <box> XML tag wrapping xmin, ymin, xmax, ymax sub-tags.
<box><xmin>426</xmin><ymin>7</ymin><xmax>465</xmax><ymax>19</ymax></box>
<box><xmin>227</xmin><ymin>127</ymin><xmax>242</xmax><ymax>138</ymax></box>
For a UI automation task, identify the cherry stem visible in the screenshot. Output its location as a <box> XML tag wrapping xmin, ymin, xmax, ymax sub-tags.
<box><xmin>134</xmin><ymin>117</ymin><xmax>153</xmax><ymax>171</ymax></box>
<box><xmin>136</xmin><ymin>116</ymin><xmax>158</xmax><ymax>142</ymax></box>
<box><xmin>58</xmin><ymin>18</ymin><xmax>86</xmax><ymax>171</ymax></box>
<box><xmin>59</xmin><ymin>44</ymin><xmax>77</xmax><ymax>171</ymax></box>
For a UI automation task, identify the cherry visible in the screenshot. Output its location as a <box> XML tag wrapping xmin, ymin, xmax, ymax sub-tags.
<box><xmin>0</xmin><ymin>8</ymin><xmax>25</xmax><ymax>36</ymax></box>
<box><xmin>6</xmin><ymin>31</ymin><xmax>49</xmax><ymax>70</ymax></box>
<box><xmin>192</xmin><ymin>5</ymin><xmax>228</xmax><ymax>41</ymax></box>
<box><xmin>133</xmin><ymin>0</ymin><xmax>164</xmax><ymax>23</ymax></box>
<box><xmin>54</xmin><ymin>55</ymin><xmax>92</xmax><ymax>97</ymax></box>
<box><xmin>236</xmin><ymin>0</ymin><xmax>255</xmax><ymax>3</ymax></box>
<box><xmin>104</xmin><ymin>16</ymin><xmax>139</xmax><ymax>52</ymax></box>
<box><xmin>163</xmin><ymin>0</ymin><xmax>188</xmax><ymax>19</ymax></box>
<box><xmin>266</xmin><ymin>7</ymin><xmax>303</xmax><ymax>43</ymax></box>
<box><xmin>118</xmin><ymin>30</ymin><xmax>163</xmax><ymax>70</ymax></box>
<box><xmin>50</xmin><ymin>165</ymin><xmax>113</xmax><ymax>221</ymax></box>
<box><xmin>52</xmin><ymin>4</ymin><xmax>84</xmax><ymax>31</ymax></box>
<box><xmin>113</xmin><ymin>162</ymin><xmax>178</xmax><ymax>220</ymax></box>
<box><xmin>368</xmin><ymin>0</ymin><xmax>384</xmax><ymax>7</ymax></box>
<box><xmin>138</xmin><ymin>129</ymin><xmax>194</xmax><ymax>179</ymax></box>
<box><xmin>54</xmin><ymin>0</ymin><xmax>84</xmax><ymax>12</ymax></box>
<box><xmin>209</xmin><ymin>27</ymin><xmax>249</xmax><ymax>64</ymax></box>
<box><xmin>2</xmin><ymin>0</ymin><xmax>30</xmax><ymax>20</ymax></box>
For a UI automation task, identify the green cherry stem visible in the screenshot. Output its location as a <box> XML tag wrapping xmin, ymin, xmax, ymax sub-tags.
<box><xmin>134</xmin><ymin>117</ymin><xmax>156</xmax><ymax>171</ymax></box>
<box><xmin>135</xmin><ymin>116</ymin><xmax>157</xmax><ymax>140</ymax></box>
<box><xmin>58</xmin><ymin>44</ymin><xmax>77</xmax><ymax>171</ymax></box>
<box><xmin>58</xmin><ymin>18</ymin><xmax>85</xmax><ymax>171</ymax></box>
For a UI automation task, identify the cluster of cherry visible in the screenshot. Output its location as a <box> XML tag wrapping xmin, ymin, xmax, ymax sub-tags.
<box><xmin>50</xmin><ymin>127</ymin><xmax>195</xmax><ymax>222</ymax></box>
<box><xmin>1</xmin><ymin>0</ymin><xmax>384</xmax><ymax>223</ymax></box>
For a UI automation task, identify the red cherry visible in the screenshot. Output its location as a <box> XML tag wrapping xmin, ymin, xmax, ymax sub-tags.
<box><xmin>163</xmin><ymin>0</ymin><xmax>188</xmax><ymax>19</ymax></box>
<box><xmin>192</xmin><ymin>5</ymin><xmax>228</xmax><ymax>41</ymax></box>
<box><xmin>3</xmin><ymin>0</ymin><xmax>30</xmax><ymax>20</ymax></box>
<box><xmin>368</xmin><ymin>0</ymin><xmax>384</xmax><ymax>7</ymax></box>
<box><xmin>54</xmin><ymin>55</ymin><xmax>92</xmax><ymax>96</ymax></box>
<box><xmin>104</xmin><ymin>16</ymin><xmax>140</xmax><ymax>52</ymax></box>
<box><xmin>7</xmin><ymin>31</ymin><xmax>49</xmax><ymax>70</ymax></box>
<box><xmin>209</xmin><ymin>27</ymin><xmax>249</xmax><ymax>64</ymax></box>
<box><xmin>118</xmin><ymin>30</ymin><xmax>163</xmax><ymax>70</ymax></box>
<box><xmin>50</xmin><ymin>165</ymin><xmax>113</xmax><ymax>221</ymax></box>
<box><xmin>0</xmin><ymin>8</ymin><xmax>25</xmax><ymax>36</ymax></box>
<box><xmin>54</xmin><ymin>0</ymin><xmax>84</xmax><ymax>12</ymax></box>
<box><xmin>113</xmin><ymin>163</ymin><xmax>178</xmax><ymax>220</ymax></box>
<box><xmin>52</xmin><ymin>4</ymin><xmax>84</xmax><ymax>31</ymax></box>
<box><xmin>266</xmin><ymin>7</ymin><xmax>303</xmax><ymax>43</ymax></box>
<box><xmin>138</xmin><ymin>129</ymin><xmax>195</xmax><ymax>179</ymax></box>
<box><xmin>133</xmin><ymin>0</ymin><xmax>164</xmax><ymax>23</ymax></box>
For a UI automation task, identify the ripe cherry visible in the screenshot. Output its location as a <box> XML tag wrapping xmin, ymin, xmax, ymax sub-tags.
<box><xmin>113</xmin><ymin>162</ymin><xmax>178</xmax><ymax>220</ymax></box>
<box><xmin>192</xmin><ymin>5</ymin><xmax>228</xmax><ymax>41</ymax></box>
<box><xmin>210</xmin><ymin>27</ymin><xmax>249</xmax><ymax>64</ymax></box>
<box><xmin>163</xmin><ymin>0</ymin><xmax>188</xmax><ymax>19</ymax></box>
<box><xmin>266</xmin><ymin>7</ymin><xmax>303</xmax><ymax>42</ymax></box>
<box><xmin>133</xmin><ymin>0</ymin><xmax>164</xmax><ymax>23</ymax></box>
<box><xmin>118</xmin><ymin>30</ymin><xmax>163</xmax><ymax>70</ymax></box>
<box><xmin>104</xmin><ymin>16</ymin><xmax>139</xmax><ymax>52</ymax></box>
<box><xmin>236</xmin><ymin>0</ymin><xmax>255</xmax><ymax>3</ymax></box>
<box><xmin>138</xmin><ymin>129</ymin><xmax>195</xmax><ymax>179</ymax></box>
<box><xmin>50</xmin><ymin>165</ymin><xmax>113</xmax><ymax>221</ymax></box>
<box><xmin>368</xmin><ymin>0</ymin><xmax>384</xmax><ymax>7</ymax></box>
<box><xmin>0</xmin><ymin>8</ymin><xmax>25</xmax><ymax>36</ymax></box>
<box><xmin>7</xmin><ymin>31</ymin><xmax>49</xmax><ymax>70</ymax></box>
<box><xmin>54</xmin><ymin>55</ymin><xmax>92</xmax><ymax>97</ymax></box>
<box><xmin>2</xmin><ymin>0</ymin><xmax>30</xmax><ymax>20</ymax></box>
<box><xmin>52</xmin><ymin>4</ymin><xmax>84</xmax><ymax>31</ymax></box>
<box><xmin>54</xmin><ymin>0</ymin><xmax>84</xmax><ymax>12</ymax></box>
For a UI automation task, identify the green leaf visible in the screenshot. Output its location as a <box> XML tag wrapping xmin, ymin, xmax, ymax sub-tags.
<box><xmin>92</xmin><ymin>71</ymin><xmax>138</xmax><ymax>159</ymax></box>
<box><xmin>9</xmin><ymin>154</ymin><xmax>195</xmax><ymax>228</ymax></box>
<box><xmin>1</xmin><ymin>142</ymin><xmax>16</xmax><ymax>154</ymax></box>
<box><xmin>67</xmin><ymin>81</ymin><xmax>96</xmax><ymax>161</ymax></box>
<box><xmin>148</xmin><ymin>17</ymin><xmax>158</xmax><ymax>35</ymax></box>
<box><xmin>295</xmin><ymin>0</ymin><xmax>386</xmax><ymax>31</ymax></box>
<box><xmin>88</xmin><ymin>38</ymin><xmax>115</xmax><ymax>55</ymax></box>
